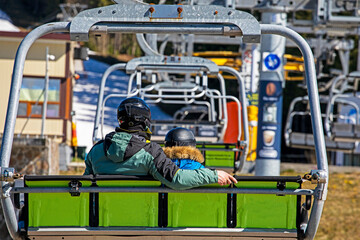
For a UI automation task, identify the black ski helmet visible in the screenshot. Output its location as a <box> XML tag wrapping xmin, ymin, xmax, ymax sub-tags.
<box><xmin>165</xmin><ymin>127</ymin><xmax>196</xmax><ymax>147</ymax></box>
<box><xmin>117</xmin><ymin>97</ymin><xmax>151</xmax><ymax>126</ymax></box>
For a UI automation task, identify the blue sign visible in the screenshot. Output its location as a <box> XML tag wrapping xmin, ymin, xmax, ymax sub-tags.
<box><xmin>264</xmin><ymin>54</ymin><xmax>281</xmax><ymax>70</ymax></box>
<box><xmin>256</xmin><ymin>80</ymin><xmax>283</xmax><ymax>160</ymax></box>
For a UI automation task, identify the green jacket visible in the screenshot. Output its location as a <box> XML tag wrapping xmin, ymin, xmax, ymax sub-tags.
<box><xmin>84</xmin><ymin>129</ymin><xmax>218</xmax><ymax>190</ymax></box>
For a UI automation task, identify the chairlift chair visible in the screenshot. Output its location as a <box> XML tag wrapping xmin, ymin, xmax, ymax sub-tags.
<box><xmin>284</xmin><ymin>96</ymin><xmax>357</xmax><ymax>153</ymax></box>
<box><xmin>0</xmin><ymin>1</ymin><xmax>328</xmax><ymax>240</ymax></box>
<box><xmin>324</xmin><ymin>71</ymin><xmax>360</xmax><ymax>142</ymax></box>
<box><xmin>93</xmin><ymin>55</ymin><xmax>249</xmax><ymax>172</ymax></box>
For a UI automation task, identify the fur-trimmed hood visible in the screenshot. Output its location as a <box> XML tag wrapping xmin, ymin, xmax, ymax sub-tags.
<box><xmin>163</xmin><ymin>146</ymin><xmax>204</xmax><ymax>163</ymax></box>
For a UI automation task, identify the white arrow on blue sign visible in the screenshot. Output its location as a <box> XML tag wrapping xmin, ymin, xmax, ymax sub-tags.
<box><xmin>263</xmin><ymin>53</ymin><xmax>281</xmax><ymax>71</ymax></box>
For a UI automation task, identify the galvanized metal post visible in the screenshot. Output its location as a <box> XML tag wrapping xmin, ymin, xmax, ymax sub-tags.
<box><xmin>41</xmin><ymin>47</ymin><xmax>50</xmax><ymax>137</ymax></box>
<box><xmin>255</xmin><ymin>9</ymin><xmax>287</xmax><ymax>176</ymax></box>
<box><xmin>358</xmin><ymin>27</ymin><xmax>360</xmax><ymax>71</ymax></box>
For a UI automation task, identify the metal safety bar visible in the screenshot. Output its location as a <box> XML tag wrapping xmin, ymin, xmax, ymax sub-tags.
<box><xmin>93</xmin><ymin>63</ymin><xmax>126</xmax><ymax>143</ymax></box>
<box><xmin>324</xmin><ymin>94</ymin><xmax>360</xmax><ymax>139</ymax></box>
<box><xmin>0</xmin><ymin>3</ymin><xmax>327</xmax><ymax>240</ymax></box>
<box><xmin>117</xmin><ymin>65</ymin><xmax>244</xmax><ymax>147</ymax></box>
<box><xmin>125</xmin><ymin>56</ymin><xmax>219</xmax><ymax>74</ymax></box>
<box><xmin>125</xmin><ymin>61</ymin><xmax>244</xmax><ymax>145</ymax></box>
<box><xmin>130</xmin><ymin>68</ymin><xmax>225</xmax><ymax>124</ymax></box>
<box><xmin>323</xmin><ymin>72</ymin><xmax>360</xmax><ymax>138</ymax></box>
<box><xmin>95</xmin><ymin>56</ymin><xmax>235</xmax><ymax>144</ymax></box>
<box><xmin>173</xmin><ymin>103</ymin><xmax>212</xmax><ymax>122</ymax></box>
<box><xmin>93</xmin><ymin>56</ymin><xmax>221</xmax><ymax>142</ymax></box>
<box><xmin>69</xmin><ymin>3</ymin><xmax>261</xmax><ymax>43</ymax></box>
<box><xmin>284</xmin><ymin>96</ymin><xmax>357</xmax><ymax>152</ymax></box>
<box><xmin>12</xmin><ymin>186</ymin><xmax>313</xmax><ymax>195</ymax></box>
<box><xmin>284</xmin><ymin>95</ymin><xmax>314</xmax><ymax>146</ymax></box>
<box><xmin>261</xmin><ymin>25</ymin><xmax>328</xmax><ymax>240</ymax></box>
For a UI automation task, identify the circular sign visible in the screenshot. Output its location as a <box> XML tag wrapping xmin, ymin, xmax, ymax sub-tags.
<box><xmin>264</xmin><ymin>53</ymin><xmax>281</xmax><ymax>70</ymax></box>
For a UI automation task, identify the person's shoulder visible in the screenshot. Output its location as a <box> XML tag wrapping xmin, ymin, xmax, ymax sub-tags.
<box><xmin>108</xmin><ymin>131</ymin><xmax>132</xmax><ymax>143</ymax></box>
<box><xmin>142</xmin><ymin>141</ymin><xmax>163</xmax><ymax>156</ymax></box>
<box><xmin>88</xmin><ymin>139</ymin><xmax>105</xmax><ymax>154</ymax></box>
<box><xmin>149</xmin><ymin>141</ymin><xmax>161</xmax><ymax>149</ymax></box>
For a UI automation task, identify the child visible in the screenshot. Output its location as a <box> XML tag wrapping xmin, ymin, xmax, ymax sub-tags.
<box><xmin>163</xmin><ymin>127</ymin><xmax>204</xmax><ymax>170</ymax></box>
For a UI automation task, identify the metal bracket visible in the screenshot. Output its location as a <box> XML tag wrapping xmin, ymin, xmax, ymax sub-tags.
<box><xmin>1</xmin><ymin>183</ymin><xmax>12</xmax><ymax>198</ymax></box>
<box><xmin>125</xmin><ymin>56</ymin><xmax>219</xmax><ymax>74</ymax></box>
<box><xmin>0</xmin><ymin>167</ymin><xmax>22</xmax><ymax>182</ymax></box>
<box><xmin>69</xmin><ymin>2</ymin><xmax>260</xmax><ymax>43</ymax></box>
<box><xmin>305</xmin><ymin>195</ymin><xmax>312</xmax><ymax>210</ymax></box>
<box><xmin>237</xmin><ymin>141</ymin><xmax>247</xmax><ymax>149</ymax></box>
<box><xmin>304</xmin><ymin>170</ymin><xmax>328</xmax><ymax>184</ymax></box>
<box><xmin>69</xmin><ymin>180</ymin><xmax>82</xmax><ymax>197</ymax></box>
<box><xmin>276</xmin><ymin>180</ymin><xmax>286</xmax><ymax>191</ymax></box>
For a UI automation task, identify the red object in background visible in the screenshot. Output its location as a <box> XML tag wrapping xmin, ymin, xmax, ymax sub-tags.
<box><xmin>224</xmin><ymin>101</ymin><xmax>241</xmax><ymax>144</ymax></box>
<box><xmin>72</xmin><ymin>122</ymin><xmax>78</xmax><ymax>147</ymax></box>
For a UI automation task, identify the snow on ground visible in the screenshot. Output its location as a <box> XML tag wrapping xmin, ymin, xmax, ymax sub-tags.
<box><xmin>73</xmin><ymin>58</ymin><xmax>171</xmax><ymax>152</ymax></box>
<box><xmin>0</xmin><ymin>9</ymin><xmax>20</xmax><ymax>32</ymax></box>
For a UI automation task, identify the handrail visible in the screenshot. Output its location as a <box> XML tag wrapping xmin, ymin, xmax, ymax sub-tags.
<box><xmin>325</xmin><ymin>94</ymin><xmax>360</xmax><ymax>137</ymax></box>
<box><xmin>93</xmin><ymin>63</ymin><xmax>126</xmax><ymax>143</ymax></box>
<box><xmin>0</xmin><ymin>21</ymin><xmax>71</xmax><ymax>240</ymax></box>
<box><xmin>261</xmin><ymin>24</ymin><xmax>329</xmax><ymax>240</ymax></box>
<box><xmin>219</xmin><ymin>66</ymin><xmax>249</xmax><ymax>161</ymax></box>
<box><xmin>13</xmin><ymin>186</ymin><xmax>313</xmax><ymax>195</ymax></box>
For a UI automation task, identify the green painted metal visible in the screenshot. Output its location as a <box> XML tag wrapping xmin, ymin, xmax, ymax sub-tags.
<box><xmin>235</xmin><ymin>181</ymin><xmax>299</xmax><ymax>229</ymax></box>
<box><xmin>198</xmin><ymin>144</ymin><xmax>236</xmax><ymax>168</ymax></box>
<box><xmin>236</xmin><ymin>194</ymin><xmax>297</xmax><ymax>229</ymax></box>
<box><xmin>25</xmin><ymin>179</ymin><xmax>300</xmax><ymax>230</ymax></box>
<box><xmin>26</xmin><ymin>181</ymin><xmax>91</xmax><ymax>187</ymax></box>
<box><xmin>26</xmin><ymin>181</ymin><xmax>91</xmax><ymax>227</ymax></box>
<box><xmin>159</xmin><ymin>143</ymin><xmax>236</xmax><ymax>167</ymax></box>
<box><xmin>168</xmin><ymin>183</ymin><xmax>228</xmax><ymax>227</ymax></box>
<box><xmin>97</xmin><ymin>180</ymin><xmax>161</xmax><ymax>227</ymax></box>
<box><xmin>235</xmin><ymin>181</ymin><xmax>300</xmax><ymax>189</ymax></box>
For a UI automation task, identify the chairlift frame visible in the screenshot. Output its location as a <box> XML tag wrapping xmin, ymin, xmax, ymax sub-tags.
<box><xmin>92</xmin><ymin>55</ymin><xmax>248</xmax><ymax>171</ymax></box>
<box><xmin>323</xmin><ymin>72</ymin><xmax>360</xmax><ymax>142</ymax></box>
<box><xmin>92</xmin><ymin>56</ymin><xmax>233</xmax><ymax>143</ymax></box>
<box><xmin>284</xmin><ymin>96</ymin><xmax>357</xmax><ymax>152</ymax></box>
<box><xmin>0</xmin><ymin>1</ymin><xmax>328</xmax><ymax>240</ymax></box>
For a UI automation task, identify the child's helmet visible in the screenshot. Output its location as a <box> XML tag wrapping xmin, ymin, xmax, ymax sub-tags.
<box><xmin>165</xmin><ymin>127</ymin><xmax>196</xmax><ymax>147</ymax></box>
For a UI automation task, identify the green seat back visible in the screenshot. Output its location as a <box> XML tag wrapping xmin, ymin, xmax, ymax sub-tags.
<box><xmin>167</xmin><ymin>184</ymin><xmax>228</xmax><ymax>228</ymax></box>
<box><xmin>197</xmin><ymin>144</ymin><xmax>236</xmax><ymax>168</ymax></box>
<box><xmin>235</xmin><ymin>181</ymin><xmax>299</xmax><ymax>229</ymax></box>
<box><xmin>25</xmin><ymin>177</ymin><xmax>300</xmax><ymax>231</ymax></box>
<box><xmin>26</xmin><ymin>180</ymin><xmax>92</xmax><ymax>227</ymax></box>
<box><xmin>97</xmin><ymin>180</ymin><xmax>161</xmax><ymax>227</ymax></box>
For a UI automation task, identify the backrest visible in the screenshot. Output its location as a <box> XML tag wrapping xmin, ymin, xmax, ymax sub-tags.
<box><xmin>197</xmin><ymin>143</ymin><xmax>238</xmax><ymax>169</ymax></box>
<box><xmin>24</xmin><ymin>175</ymin><xmax>94</xmax><ymax>227</ymax></box>
<box><xmin>23</xmin><ymin>175</ymin><xmax>302</xmax><ymax>232</ymax></box>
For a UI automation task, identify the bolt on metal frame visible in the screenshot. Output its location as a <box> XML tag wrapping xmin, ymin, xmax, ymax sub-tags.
<box><xmin>0</xmin><ymin>2</ymin><xmax>327</xmax><ymax>240</ymax></box>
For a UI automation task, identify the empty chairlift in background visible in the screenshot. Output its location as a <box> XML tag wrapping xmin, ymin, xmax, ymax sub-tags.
<box><xmin>92</xmin><ymin>55</ymin><xmax>249</xmax><ymax>172</ymax></box>
<box><xmin>285</xmin><ymin>95</ymin><xmax>357</xmax><ymax>152</ymax></box>
<box><xmin>324</xmin><ymin>71</ymin><xmax>360</xmax><ymax>143</ymax></box>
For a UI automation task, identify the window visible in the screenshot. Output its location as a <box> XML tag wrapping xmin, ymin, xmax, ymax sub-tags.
<box><xmin>17</xmin><ymin>77</ymin><xmax>61</xmax><ymax>118</ymax></box>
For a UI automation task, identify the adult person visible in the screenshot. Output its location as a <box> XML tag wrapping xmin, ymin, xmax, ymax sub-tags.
<box><xmin>84</xmin><ymin>97</ymin><xmax>237</xmax><ymax>190</ymax></box>
<box><xmin>163</xmin><ymin>127</ymin><xmax>204</xmax><ymax>170</ymax></box>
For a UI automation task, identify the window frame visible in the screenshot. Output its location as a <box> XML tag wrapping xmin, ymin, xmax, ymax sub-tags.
<box><xmin>17</xmin><ymin>75</ymin><xmax>65</xmax><ymax>119</ymax></box>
